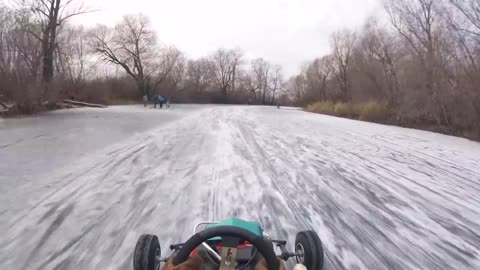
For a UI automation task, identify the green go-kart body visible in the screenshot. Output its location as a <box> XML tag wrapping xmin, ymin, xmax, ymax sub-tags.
<box><xmin>206</xmin><ymin>218</ymin><xmax>263</xmax><ymax>241</ymax></box>
<box><xmin>133</xmin><ymin>218</ymin><xmax>325</xmax><ymax>270</ymax></box>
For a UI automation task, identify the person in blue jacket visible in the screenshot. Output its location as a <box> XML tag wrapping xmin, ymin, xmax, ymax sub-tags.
<box><xmin>154</xmin><ymin>95</ymin><xmax>164</xmax><ymax>109</ymax></box>
<box><xmin>143</xmin><ymin>94</ymin><xmax>148</xmax><ymax>107</ymax></box>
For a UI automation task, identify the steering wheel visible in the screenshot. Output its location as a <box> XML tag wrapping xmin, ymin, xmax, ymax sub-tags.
<box><xmin>173</xmin><ymin>226</ymin><xmax>279</xmax><ymax>270</ymax></box>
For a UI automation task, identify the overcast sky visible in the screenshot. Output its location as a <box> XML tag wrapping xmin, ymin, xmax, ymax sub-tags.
<box><xmin>72</xmin><ymin>0</ymin><xmax>383</xmax><ymax>76</ymax></box>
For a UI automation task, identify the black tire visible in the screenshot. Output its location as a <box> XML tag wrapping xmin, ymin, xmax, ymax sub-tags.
<box><xmin>294</xmin><ymin>231</ymin><xmax>324</xmax><ymax>270</ymax></box>
<box><xmin>133</xmin><ymin>234</ymin><xmax>161</xmax><ymax>270</ymax></box>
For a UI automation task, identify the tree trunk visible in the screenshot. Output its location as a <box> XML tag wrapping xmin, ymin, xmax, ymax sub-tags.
<box><xmin>137</xmin><ymin>79</ymin><xmax>146</xmax><ymax>95</ymax></box>
<box><xmin>321</xmin><ymin>77</ymin><xmax>327</xmax><ymax>101</ymax></box>
<box><xmin>42</xmin><ymin>0</ymin><xmax>61</xmax><ymax>83</ymax></box>
<box><xmin>42</xmin><ymin>30</ymin><xmax>53</xmax><ymax>82</ymax></box>
<box><xmin>221</xmin><ymin>86</ymin><xmax>228</xmax><ymax>101</ymax></box>
<box><xmin>262</xmin><ymin>88</ymin><xmax>267</xmax><ymax>105</ymax></box>
<box><xmin>270</xmin><ymin>87</ymin><xmax>277</xmax><ymax>105</ymax></box>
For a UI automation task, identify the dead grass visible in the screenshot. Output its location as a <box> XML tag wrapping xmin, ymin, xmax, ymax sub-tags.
<box><xmin>107</xmin><ymin>99</ymin><xmax>140</xmax><ymax>105</ymax></box>
<box><xmin>306</xmin><ymin>100</ymin><xmax>391</xmax><ymax>123</ymax></box>
<box><xmin>334</xmin><ymin>102</ymin><xmax>359</xmax><ymax>118</ymax></box>
<box><xmin>306</xmin><ymin>101</ymin><xmax>335</xmax><ymax>115</ymax></box>
<box><xmin>358</xmin><ymin>101</ymin><xmax>390</xmax><ymax>122</ymax></box>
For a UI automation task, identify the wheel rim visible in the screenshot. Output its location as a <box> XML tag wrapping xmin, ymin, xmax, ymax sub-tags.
<box><xmin>154</xmin><ymin>247</ymin><xmax>161</xmax><ymax>269</ymax></box>
<box><xmin>295</xmin><ymin>243</ymin><xmax>305</xmax><ymax>264</ymax></box>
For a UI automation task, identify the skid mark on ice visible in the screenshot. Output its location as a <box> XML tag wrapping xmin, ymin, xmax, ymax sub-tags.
<box><xmin>2</xmin><ymin>106</ymin><xmax>480</xmax><ymax>270</ymax></box>
<box><xmin>5</xmin><ymin>135</ymin><xmax>150</xmax><ymax>229</ymax></box>
<box><xmin>2</xmin><ymin>131</ymin><xmax>185</xmax><ymax>268</ymax></box>
<box><xmin>23</xmin><ymin>203</ymin><xmax>75</xmax><ymax>270</ymax></box>
<box><xmin>295</xmin><ymin>112</ymin><xmax>478</xmax><ymax>268</ymax></box>
<box><xmin>338</xmin><ymin>129</ymin><xmax>480</xmax><ymax>192</ymax></box>
<box><xmin>372</xmin><ymin>132</ymin><xmax>480</xmax><ymax>177</ymax></box>
<box><xmin>235</xmin><ymin>118</ymin><xmax>338</xmax><ymax>270</ymax></box>
<box><xmin>234</xmin><ymin>108</ymin><xmax>480</xmax><ymax>270</ymax></box>
<box><xmin>208</xmin><ymin>168</ymin><xmax>219</xmax><ymax>221</ymax></box>
<box><xmin>36</xmin><ymin>220</ymin><xmax>97</xmax><ymax>270</ymax></box>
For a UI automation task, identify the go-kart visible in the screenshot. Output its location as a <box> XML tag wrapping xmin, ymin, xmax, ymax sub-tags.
<box><xmin>133</xmin><ymin>218</ymin><xmax>324</xmax><ymax>270</ymax></box>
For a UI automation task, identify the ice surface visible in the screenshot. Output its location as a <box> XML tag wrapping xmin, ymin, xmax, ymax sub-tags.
<box><xmin>1</xmin><ymin>105</ymin><xmax>479</xmax><ymax>270</ymax></box>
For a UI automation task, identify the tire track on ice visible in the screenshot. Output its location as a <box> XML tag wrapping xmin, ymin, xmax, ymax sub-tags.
<box><xmin>316</xmin><ymin>125</ymin><xmax>480</xmax><ymax>192</ymax></box>
<box><xmin>1</xmin><ymin>110</ymin><xmax>217</xmax><ymax>270</ymax></box>
<box><xmin>246</xmin><ymin>107</ymin><xmax>480</xmax><ymax>269</ymax></box>
<box><xmin>2</xmin><ymin>141</ymin><xmax>157</xmax><ymax>270</ymax></box>
<box><xmin>5</xmin><ymin>137</ymin><xmax>150</xmax><ymax>231</ymax></box>
<box><xmin>208</xmin><ymin>168</ymin><xmax>219</xmax><ymax>221</ymax></box>
<box><xmin>235</xmin><ymin>118</ymin><xmax>338</xmax><ymax>270</ymax></box>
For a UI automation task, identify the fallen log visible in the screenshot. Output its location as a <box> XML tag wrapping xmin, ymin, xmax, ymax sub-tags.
<box><xmin>0</xmin><ymin>102</ymin><xmax>14</xmax><ymax>116</ymax></box>
<box><xmin>0</xmin><ymin>107</ymin><xmax>14</xmax><ymax>117</ymax></box>
<box><xmin>63</xmin><ymin>99</ymin><xmax>107</xmax><ymax>108</ymax></box>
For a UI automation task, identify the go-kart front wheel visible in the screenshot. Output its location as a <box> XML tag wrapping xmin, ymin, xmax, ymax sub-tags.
<box><xmin>134</xmin><ymin>234</ymin><xmax>161</xmax><ymax>270</ymax></box>
<box><xmin>295</xmin><ymin>231</ymin><xmax>324</xmax><ymax>270</ymax></box>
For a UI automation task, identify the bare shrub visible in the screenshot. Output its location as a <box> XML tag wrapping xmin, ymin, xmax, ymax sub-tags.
<box><xmin>306</xmin><ymin>101</ymin><xmax>335</xmax><ymax>115</ymax></box>
<box><xmin>334</xmin><ymin>102</ymin><xmax>358</xmax><ymax>118</ymax></box>
<box><xmin>292</xmin><ymin>0</ymin><xmax>480</xmax><ymax>139</ymax></box>
<box><xmin>358</xmin><ymin>101</ymin><xmax>390</xmax><ymax>122</ymax></box>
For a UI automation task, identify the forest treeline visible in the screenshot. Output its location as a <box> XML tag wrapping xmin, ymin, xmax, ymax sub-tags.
<box><xmin>0</xmin><ymin>0</ymin><xmax>285</xmax><ymax>112</ymax></box>
<box><xmin>291</xmin><ymin>0</ymin><xmax>480</xmax><ymax>139</ymax></box>
<box><xmin>0</xmin><ymin>0</ymin><xmax>479</xmax><ymax>139</ymax></box>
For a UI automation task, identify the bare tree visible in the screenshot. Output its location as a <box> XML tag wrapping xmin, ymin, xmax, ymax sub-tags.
<box><xmin>305</xmin><ymin>55</ymin><xmax>334</xmax><ymax>101</ymax></box>
<box><xmin>242</xmin><ymin>58</ymin><xmax>282</xmax><ymax>105</ymax></box>
<box><xmin>5</xmin><ymin>8</ymin><xmax>43</xmax><ymax>80</ymax></box>
<box><xmin>446</xmin><ymin>0</ymin><xmax>480</xmax><ymax>74</ymax></box>
<box><xmin>358</xmin><ymin>17</ymin><xmax>402</xmax><ymax>104</ymax></box>
<box><xmin>330</xmin><ymin>29</ymin><xmax>357</xmax><ymax>101</ymax></box>
<box><xmin>0</xmin><ymin>3</ymin><xmax>44</xmax><ymax>108</ymax></box>
<box><xmin>210</xmin><ymin>48</ymin><xmax>242</xmax><ymax>100</ymax></box>
<box><xmin>386</xmin><ymin>0</ymin><xmax>451</xmax><ymax>124</ymax></box>
<box><xmin>185</xmin><ymin>58</ymin><xmax>214</xmax><ymax>93</ymax></box>
<box><xmin>0</xmin><ymin>5</ymin><xmax>13</xmax><ymax>73</ymax></box>
<box><xmin>56</xmin><ymin>25</ymin><xmax>90</xmax><ymax>88</ymax></box>
<box><xmin>242</xmin><ymin>70</ymin><xmax>260</xmax><ymax>103</ymax></box>
<box><xmin>150</xmin><ymin>46</ymin><xmax>184</xmax><ymax>94</ymax></box>
<box><xmin>90</xmin><ymin>14</ymin><xmax>182</xmax><ymax>96</ymax></box>
<box><xmin>286</xmin><ymin>74</ymin><xmax>307</xmax><ymax>103</ymax></box>
<box><xmin>443</xmin><ymin>1</ymin><xmax>480</xmax><ymax>125</ymax></box>
<box><xmin>250</xmin><ymin>58</ymin><xmax>271</xmax><ymax>105</ymax></box>
<box><xmin>18</xmin><ymin>0</ymin><xmax>89</xmax><ymax>83</ymax></box>
<box><xmin>269</xmin><ymin>65</ymin><xmax>283</xmax><ymax>104</ymax></box>
<box><xmin>449</xmin><ymin>0</ymin><xmax>480</xmax><ymax>37</ymax></box>
<box><xmin>0</xmin><ymin>5</ymin><xmax>15</xmax><ymax>102</ymax></box>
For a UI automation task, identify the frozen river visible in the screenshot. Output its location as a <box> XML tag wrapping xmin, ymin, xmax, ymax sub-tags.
<box><xmin>1</xmin><ymin>105</ymin><xmax>480</xmax><ymax>270</ymax></box>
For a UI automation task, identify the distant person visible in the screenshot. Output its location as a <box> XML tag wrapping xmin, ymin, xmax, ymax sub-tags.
<box><xmin>159</xmin><ymin>96</ymin><xmax>164</xmax><ymax>108</ymax></box>
<box><xmin>143</xmin><ymin>94</ymin><xmax>148</xmax><ymax>107</ymax></box>
<box><xmin>165</xmin><ymin>97</ymin><xmax>172</xmax><ymax>108</ymax></box>
<box><xmin>154</xmin><ymin>95</ymin><xmax>165</xmax><ymax>109</ymax></box>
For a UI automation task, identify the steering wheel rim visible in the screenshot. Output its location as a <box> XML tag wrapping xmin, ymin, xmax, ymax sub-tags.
<box><xmin>173</xmin><ymin>226</ymin><xmax>279</xmax><ymax>270</ymax></box>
